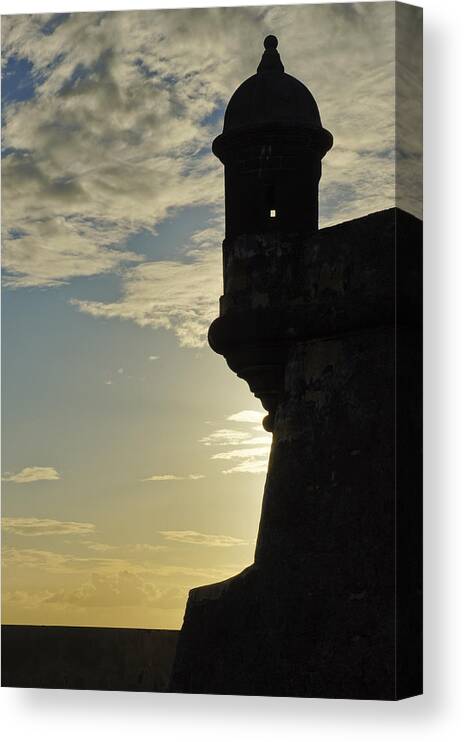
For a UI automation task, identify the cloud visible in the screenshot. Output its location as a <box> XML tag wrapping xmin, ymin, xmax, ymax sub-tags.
<box><xmin>2</xmin><ymin>545</ymin><xmax>241</xmax><ymax>581</ymax></box>
<box><xmin>159</xmin><ymin>530</ymin><xmax>247</xmax><ymax>547</ymax></box>
<box><xmin>2</xmin><ymin>517</ymin><xmax>95</xmax><ymax>537</ymax></box>
<box><xmin>148</xmin><ymin>355</ymin><xmax>159</xmax><ymax>361</ymax></box>
<box><xmin>199</xmin><ymin>428</ymin><xmax>251</xmax><ymax>447</ymax></box>
<box><xmin>2</xmin><ymin>9</ymin><xmax>223</xmax><ymax>289</ymax></box>
<box><xmin>3</xmin><ymin>570</ymin><xmax>184</xmax><ymax>610</ymax></box>
<box><xmin>81</xmin><ymin>540</ymin><xmax>166</xmax><ymax>554</ymax></box>
<box><xmin>3</xmin><ymin>589</ymin><xmax>55</xmax><ymax>612</ymax></box>
<box><xmin>201</xmin><ymin>429</ymin><xmax>271</xmax><ymax>448</ymax></box>
<box><xmin>1</xmin><ymin>5</ymin><xmax>417</xmax><ymax>347</ymax></box>
<box><xmin>221</xmin><ymin>459</ymin><xmax>270</xmax><ymax>475</ymax></box>
<box><xmin>2</xmin><ymin>545</ymin><xmax>133</xmax><ymax>574</ymax></box>
<box><xmin>128</xmin><ymin>543</ymin><xmax>167</xmax><ymax>554</ymax></box>
<box><xmin>71</xmin><ymin>225</ymin><xmax>222</xmax><ymax>347</ymax></box>
<box><xmin>80</xmin><ymin>541</ymin><xmax>117</xmax><ymax>553</ymax></box>
<box><xmin>1</xmin><ymin>542</ymin><xmax>247</xmax><ymax>624</ymax></box>
<box><xmin>4</xmin><ymin>577</ymin><xmax>187</xmax><ymax>614</ymax></box>
<box><xmin>200</xmin><ymin>410</ymin><xmax>272</xmax><ymax>474</ymax></box>
<box><xmin>149</xmin><ymin>563</ymin><xmax>243</xmax><ymax>581</ymax></box>
<box><xmin>227</xmin><ymin>410</ymin><xmax>265</xmax><ymax>424</ymax></box>
<box><xmin>2</xmin><ymin>466</ymin><xmax>61</xmax><ymax>483</ymax></box>
<box><xmin>211</xmin><ymin>446</ymin><xmax>271</xmax><ymax>461</ymax></box>
<box><xmin>212</xmin><ymin>446</ymin><xmax>271</xmax><ymax>476</ymax></box>
<box><xmin>47</xmin><ymin>571</ymin><xmax>158</xmax><ymax>608</ymax></box>
<box><xmin>142</xmin><ymin>473</ymin><xmax>205</xmax><ymax>481</ymax></box>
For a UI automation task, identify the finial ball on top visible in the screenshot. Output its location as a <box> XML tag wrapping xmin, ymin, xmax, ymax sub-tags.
<box><xmin>264</xmin><ymin>35</ymin><xmax>278</xmax><ymax>50</ymax></box>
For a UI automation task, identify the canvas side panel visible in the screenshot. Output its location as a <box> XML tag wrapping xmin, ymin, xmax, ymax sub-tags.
<box><xmin>394</xmin><ymin>215</ymin><xmax>423</xmax><ymax>696</ymax></box>
<box><xmin>394</xmin><ymin>1</ymin><xmax>423</xmax><ymax>700</ymax></box>
<box><xmin>395</xmin><ymin>2</ymin><xmax>423</xmax><ymax>219</ymax></box>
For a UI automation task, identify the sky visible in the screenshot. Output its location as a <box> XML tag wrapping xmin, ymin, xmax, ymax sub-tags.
<box><xmin>1</xmin><ymin>3</ymin><xmax>422</xmax><ymax>629</ymax></box>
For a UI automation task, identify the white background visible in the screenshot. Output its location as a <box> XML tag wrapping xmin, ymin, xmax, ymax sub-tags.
<box><xmin>1</xmin><ymin>0</ymin><xmax>463</xmax><ymax>739</ymax></box>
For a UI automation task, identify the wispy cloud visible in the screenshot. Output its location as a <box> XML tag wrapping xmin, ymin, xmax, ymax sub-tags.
<box><xmin>213</xmin><ymin>447</ymin><xmax>271</xmax><ymax>475</ymax></box>
<box><xmin>3</xmin><ymin>545</ymin><xmax>241</xmax><ymax>582</ymax></box>
<box><xmin>81</xmin><ymin>541</ymin><xmax>116</xmax><ymax>553</ymax></box>
<box><xmin>227</xmin><ymin>410</ymin><xmax>264</xmax><ymax>425</ymax></box>
<box><xmin>45</xmin><ymin>571</ymin><xmax>185</xmax><ymax>609</ymax></box>
<box><xmin>141</xmin><ymin>473</ymin><xmax>205</xmax><ymax>481</ymax></box>
<box><xmin>199</xmin><ymin>428</ymin><xmax>250</xmax><ymax>447</ymax></box>
<box><xmin>129</xmin><ymin>543</ymin><xmax>167</xmax><ymax>554</ymax></box>
<box><xmin>1</xmin><ymin>542</ymin><xmax>248</xmax><ymax>623</ymax></box>
<box><xmin>201</xmin><ymin>410</ymin><xmax>272</xmax><ymax>475</ymax></box>
<box><xmin>4</xmin><ymin>573</ymin><xmax>185</xmax><ymax>613</ymax></box>
<box><xmin>71</xmin><ymin>225</ymin><xmax>222</xmax><ymax>347</ymax></box>
<box><xmin>47</xmin><ymin>571</ymin><xmax>158</xmax><ymax>608</ymax></box>
<box><xmin>222</xmin><ymin>459</ymin><xmax>270</xmax><ymax>475</ymax></box>
<box><xmin>201</xmin><ymin>430</ymin><xmax>271</xmax><ymax>448</ymax></box>
<box><xmin>81</xmin><ymin>540</ymin><xmax>166</xmax><ymax>554</ymax></box>
<box><xmin>2</xmin><ymin>517</ymin><xmax>95</xmax><ymax>537</ymax></box>
<box><xmin>2</xmin><ymin>9</ymin><xmax>223</xmax><ymax>290</ymax></box>
<box><xmin>2</xmin><ymin>466</ymin><xmax>61</xmax><ymax>484</ymax></box>
<box><xmin>159</xmin><ymin>530</ymin><xmax>247</xmax><ymax>547</ymax></box>
<box><xmin>2</xmin><ymin>546</ymin><xmax>134</xmax><ymax>575</ymax></box>
<box><xmin>212</xmin><ymin>446</ymin><xmax>270</xmax><ymax>461</ymax></box>
<box><xmin>0</xmin><ymin>4</ymin><xmax>419</xmax><ymax>348</ymax></box>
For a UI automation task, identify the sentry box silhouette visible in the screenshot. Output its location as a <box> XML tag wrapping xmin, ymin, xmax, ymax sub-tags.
<box><xmin>170</xmin><ymin>33</ymin><xmax>422</xmax><ymax>701</ymax></box>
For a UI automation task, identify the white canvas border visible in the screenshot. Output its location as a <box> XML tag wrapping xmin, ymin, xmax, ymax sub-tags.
<box><xmin>1</xmin><ymin>0</ymin><xmax>463</xmax><ymax>739</ymax></box>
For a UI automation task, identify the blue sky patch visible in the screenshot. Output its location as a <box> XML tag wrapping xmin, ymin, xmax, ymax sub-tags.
<box><xmin>2</xmin><ymin>56</ymin><xmax>38</xmax><ymax>105</ymax></box>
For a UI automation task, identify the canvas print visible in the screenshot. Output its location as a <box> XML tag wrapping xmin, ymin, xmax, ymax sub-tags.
<box><xmin>1</xmin><ymin>2</ymin><xmax>423</xmax><ymax>699</ymax></box>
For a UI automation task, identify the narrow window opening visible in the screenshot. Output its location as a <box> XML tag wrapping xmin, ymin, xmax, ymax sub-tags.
<box><xmin>266</xmin><ymin>184</ymin><xmax>276</xmax><ymax>219</ymax></box>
